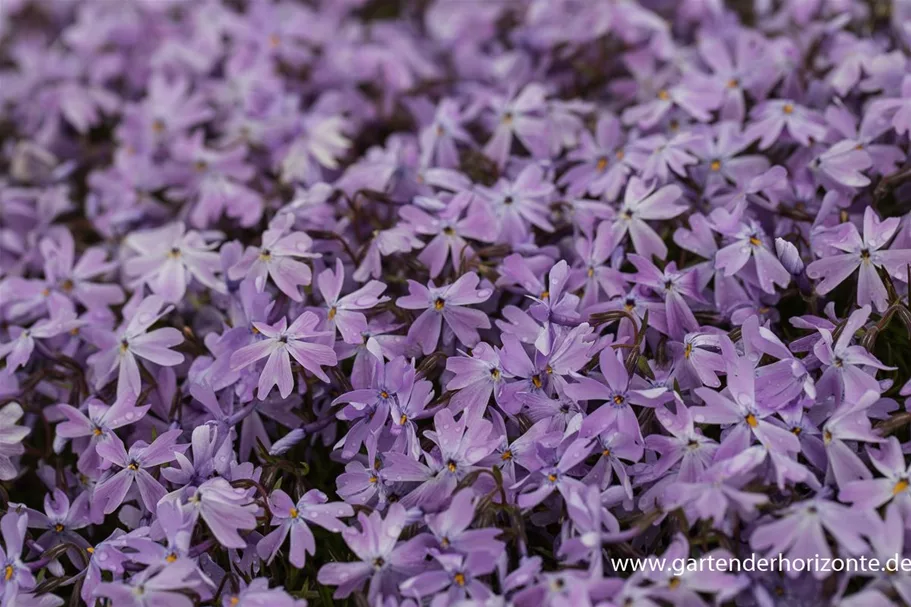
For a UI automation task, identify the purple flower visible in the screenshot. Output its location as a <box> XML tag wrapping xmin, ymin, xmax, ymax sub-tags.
<box><xmin>317</xmin><ymin>258</ymin><xmax>389</xmax><ymax>344</ymax></box>
<box><xmin>94</xmin><ymin>560</ymin><xmax>200</xmax><ymax>607</ymax></box>
<box><xmin>123</xmin><ymin>222</ymin><xmax>224</xmax><ymax>303</ymax></box>
<box><xmin>54</xmin><ymin>393</ymin><xmax>149</xmax><ymax>474</ymax></box>
<box><xmin>257</xmin><ymin>489</ymin><xmax>353</xmax><ymax>568</ymax></box>
<box><xmin>0</xmin><ymin>512</ymin><xmax>34</xmax><ymax>595</ymax></box>
<box><xmin>228</xmin><ymin>215</ymin><xmax>318</xmax><ymax>301</ymax></box>
<box><xmin>401</xmin><ymin>192</ymin><xmax>497</xmax><ymax>278</ymax></box>
<box><xmin>181</xmin><ymin>477</ymin><xmax>258</xmax><ymax>549</ymax></box>
<box><xmin>94</xmin><ymin>429</ymin><xmax>186</xmax><ymax>514</ymax></box>
<box><xmin>610</xmin><ymin>177</ymin><xmax>685</xmax><ymax>260</ymax></box>
<box><xmin>317</xmin><ymin>503</ymin><xmax>432</xmax><ymax>602</ymax></box>
<box><xmin>482</xmin><ymin>84</ymin><xmax>550</xmax><ymax>167</ymax></box>
<box><xmin>400</xmin><ymin>550</ymin><xmax>496</xmax><ymax>602</ymax></box>
<box><xmin>746</xmin><ymin>100</ymin><xmax>828</xmax><ymax>149</ymax></box>
<box><xmin>750</xmin><ymin>497</ymin><xmax>875</xmax><ymax>579</ymax></box>
<box><xmin>840</xmin><ymin>437</ymin><xmax>911</xmax><ymax>516</ymax></box>
<box><xmin>86</xmin><ymin>294</ymin><xmax>184</xmax><ymax>398</ymax></box>
<box><xmin>807</xmin><ymin>207</ymin><xmax>911</xmax><ymax>311</ymax></box>
<box><xmin>397</xmin><ymin>272</ymin><xmax>492</xmax><ymax>354</ymax></box>
<box><xmin>692</xmin><ymin>338</ymin><xmax>800</xmax><ymax>459</ymax></box>
<box><xmin>230</xmin><ymin>312</ymin><xmax>337</xmax><ymax>399</ymax></box>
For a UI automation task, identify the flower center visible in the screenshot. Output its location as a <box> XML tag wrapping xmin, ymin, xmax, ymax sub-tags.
<box><xmin>749</xmin><ymin>236</ymin><xmax>762</xmax><ymax>247</ymax></box>
<box><xmin>127</xmin><ymin>461</ymin><xmax>139</xmax><ymax>471</ymax></box>
<box><xmin>684</xmin><ymin>343</ymin><xmax>693</xmax><ymax>359</ymax></box>
<box><xmin>657</xmin><ymin>89</ymin><xmax>670</xmax><ymax>101</ymax></box>
<box><xmin>434</xmin><ymin>298</ymin><xmax>445</xmax><ymax>311</ymax></box>
<box><xmin>447</xmin><ymin>460</ymin><xmax>457</xmax><ymax>473</ymax></box>
<box><xmin>745</xmin><ymin>414</ymin><xmax>758</xmax><ymax>428</ymax></box>
<box><xmin>4</xmin><ymin>566</ymin><xmax>12</xmax><ymax>581</ymax></box>
<box><xmin>893</xmin><ymin>479</ymin><xmax>909</xmax><ymax>496</ymax></box>
<box><xmin>54</xmin><ymin>523</ymin><xmax>64</xmax><ymax>532</ymax></box>
<box><xmin>454</xmin><ymin>572</ymin><xmax>466</xmax><ymax>586</ymax></box>
<box><xmin>710</xmin><ymin>159</ymin><xmax>721</xmax><ymax>171</ymax></box>
<box><xmin>328</xmin><ymin>307</ymin><xmax>337</xmax><ymax>320</ymax></box>
<box><xmin>501</xmin><ymin>450</ymin><xmax>513</xmax><ymax>461</ymax></box>
<box><xmin>596</xmin><ymin>157</ymin><xmax>608</xmax><ymax>172</ymax></box>
<box><xmin>783</xmin><ymin>103</ymin><xmax>794</xmax><ymax>114</ymax></box>
<box><xmin>166</xmin><ymin>552</ymin><xmax>177</xmax><ymax>563</ymax></box>
<box><xmin>290</xmin><ymin>508</ymin><xmax>299</xmax><ymax>519</ymax></box>
<box><xmin>531</xmin><ymin>374</ymin><xmax>543</xmax><ymax>389</ymax></box>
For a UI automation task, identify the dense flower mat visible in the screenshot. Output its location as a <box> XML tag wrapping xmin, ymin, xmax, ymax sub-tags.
<box><xmin>2</xmin><ymin>0</ymin><xmax>911</xmax><ymax>605</ymax></box>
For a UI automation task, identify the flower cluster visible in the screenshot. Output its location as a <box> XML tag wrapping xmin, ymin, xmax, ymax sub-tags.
<box><xmin>4</xmin><ymin>1</ymin><xmax>911</xmax><ymax>606</ymax></box>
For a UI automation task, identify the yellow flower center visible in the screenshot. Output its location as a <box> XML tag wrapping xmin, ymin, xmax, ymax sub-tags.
<box><xmin>749</xmin><ymin>237</ymin><xmax>762</xmax><ymax>247</ymax></box>
<box><xmin>727</xmin><ymin>79</ymin><xmax>739</xmax><ymax>89</ymax></box>
<box><xmin>783</xmin><ymin>103</ymin><xmax>794</xmax><ymax>114</ymax></box>
<box><xmin>290</xmin><ymin>508</ymin><xmax>299</xmax><ymax>518</ymax></box>
<box><xmin>454</xmin><ymin>572</ymin><xmax>466</xmax><ymax>586</ymax></box>
<box><xmin>54</xmin><ymin>524</ymin><xmax>64</xmax><ymax>532</ymax></box>
<box><xmin>658</xmin><ymin>89</ymin><xmax>670</xmax><ymax>101</ymax></box>
<box><xmin>531</xmin><ymin>375</ymin><xmax>543</xmax><ymax>389</ymax></box>
<box><xmin>4</xmin><ymin>566</ymin><xmax>12</xmax><ymax>581</ymax></box>
<box><xmin>434</xmin><ymin>298</ymin><xmax>445</xmax><ymax>311</ymax></box>
<box><xmin>547</xmin><ymin>473</ymin><xmax>558</xmax><ymax>483</ymax></box>
<box><xmin>166</xmin><ymin>552</ymin><xmax>177</xmax><ymax>563</ymax></box>
<box><xmin>328</xmin><ymin>307</ymin><xmax>337</xmax><ymax>320</ymax></box>
<box><xmin>501</xmin><ymin>450</ymin><xmax>513</xmax><ymax>461</ymax></box>
<box><xmin>684</xmin><ymin>343</ymin><xmax>693</xmax><ymax>359</ymax></box>
<box><xmin>894</xmin><ymin>479</ymin><xmax>909</xmax><ymax>496</ymax></box>
<box><xmin>596</xmin><ymin>157</ymin><xmax>608</xmax><ymax>172</ymax></box>
<box><xmin>710</xmin><ymin>160</ymin><xmax>721</xmax><ymax>171</ymax></box>
<box><xmin>745</xmin><ymin>414</ymin><xmax>758</xmax><ymax>428</ymax></box>
<box><xmin>447</xmin><ymin>460</ymin><xmax>457</xmax><ymax>473</ymax></box>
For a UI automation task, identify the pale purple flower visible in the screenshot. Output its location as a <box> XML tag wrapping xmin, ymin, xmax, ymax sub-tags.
<box><xmin>86</xmin><ymin>294</ymin><xmax>184</xmax><ymax>399</ymax></box>
<box><xmin>123</xmin><ymin>222</ymin><xmax>224</xmax><ymax>302</ymax></box>
<box><xmin>230</xmin><ymin>312</ymin><xmax>337</xmax><ymax>399</ymax></box>
<box><xmin>610</xmin><ymin>177</ymin><xmax>685</xmax><ymax>260</ymax></box>
<box><xmin>807</xmin><ymin>207</ymin><xmax>911</xmax><ymax>311</ymax></box>
<box><xmin>94</xmin><ymin>429</ymin><xmax>185</xmax><ymax>514</ymax></box>
<box><xmin>257</xmin><ymin>489</ymin><xmax>353</xmax><ymax>568</ymax></box>
<box><xmin>397</xmin><ymin>272</ymin><xmax>492</xmax><ymax>354</ymax></box>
